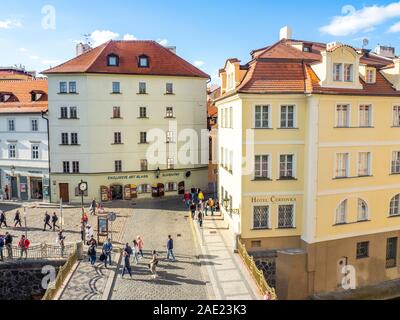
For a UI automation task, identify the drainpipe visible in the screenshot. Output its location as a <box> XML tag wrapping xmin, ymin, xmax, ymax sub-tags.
<box><xmin>41</xmin><ymin>110</ymin><xmax>52</xmax><ymax>203</ymax></box>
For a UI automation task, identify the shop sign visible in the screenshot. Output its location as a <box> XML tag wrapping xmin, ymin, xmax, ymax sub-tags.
<box><xmin>107</xmin><ymin>174</ymin><xmax>149</xmax><ymax>181</ymax></box>
<box><xmin>20</xmin><ymin>183</ymin><xmax>27</xmax><ymax>193</ymax></box>
<box><xmin>251</xmin><ymin>196</ymin><xmax>297</xmax><ymax>204</ymax></box>
<box><xmin>162</xmin><ymin>172</ymin><xmax>180</xmax><ymax>177</ymax></box>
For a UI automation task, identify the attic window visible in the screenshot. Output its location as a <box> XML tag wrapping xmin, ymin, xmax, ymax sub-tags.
<box><xmin>107</xmin><ymin>54</ymin><xmax>119</xmax><ymax>67</ymax></box>
<box><xmin>303</xmin><ymin>46</ymin><xmax>312</xmax><ymax>52</ymax></box>
<box><xmin>139</xmin><ymin>55</ymin><xmax>149</xmax><ymax>68</ymax></box>
<box><xmin>366</xmin><ymin>68</ymin><xmax>376</xmax><ymax>84</ymax></box>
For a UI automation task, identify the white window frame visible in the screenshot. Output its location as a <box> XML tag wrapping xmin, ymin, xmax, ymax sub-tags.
<box><xmin>254</xmin><ymin>154</ymin><xmax>271</xmax><ymax>180</ymax></box>
<box><xmin>166</xmin><ymin>131</ymin><xmax>174</xmax><ymax>143</ymax></box>
<box><xmin>344</xmin><ymin>64</ymin><xmax>354</xmax><ymax>82</ymax></box>
<box><xmin>358</xmin><ymin>199</ymin><xmax>369</xmax><ymax>222</ymax></box>
<box><xmin>393</xmin><ymin>105</ymin><xmax>400</xmax><ymax>127</ymax></box>
<box><xmin>359</xmin><ymin>104</ymin><xmax>372</xmax><ymax>127</ymax></box>
<box><xmin>254</xmin><ymin>104</ymin><xmax>271</xmax><ymax>129</ymax></box>
<box><xmin>139</xmin><ymin>107</ymin><xmax>147</xmax><ymax>118</ymax></box>
<box><xmin>167</xmin><ymin>158</ymin><xmax>174</xmax><ymax>170</ymax></box>
<box><xmin>8</xmin><ymin>144</ymin><xmax>16</xmax><ymax>159</ymax></box>
<box><xmin>366</xmin><ymin>68</ymin><xmax>375</xmax><ymax>84</ymax></box>
<box><xmin>335</xmin><ymin>152</ymin><xmax>350</xmax><ymax>178</ymax></box>
<box><xmin>31</xmin><ymin>144</ymin><xmax>40</xmax><ymax>160</ymax></box>
<box><xmin>31</xmin><ymin>118</ymin><xmax>39</xmax><ymax>132</ymax></box>
<box><xmin>335</xmin><ymin>199</ymin><xmax>348</xmax><ymax>224</ymax></box>
<box><xmin>336</xmin><ymin>104</ymin><xmax>351</xmax><ymax>128</ymax></box>
<box><xmin>389</xmin><ymin>194</ymin><xmax>400</xmax><ymax>217</ymax></box>
<box><xmin>357</xmin><ymin>152</ymin><xmax>371</xmax><ymax>177</ymax></box>
<box><xmin>278</xmin><ymin>153</ymin><xmax>296</xmax><ymax>179</ymax></box>
<box><xmin>333</xmin><ymin>63</ymin><xmax>343</xmax><ymax>81</ymax></box>
<box><xmin>280</xmin><ymin>104</ymin><xmax>297</xmax><ymax>129</ymax></box>
<box><xmin>392</xmin><ymin>151</ymin><xmax>400</xmax><ymax>174</ymax></box>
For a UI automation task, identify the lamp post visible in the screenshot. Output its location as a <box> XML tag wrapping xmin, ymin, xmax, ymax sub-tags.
<box><xmin>155</xmin><ymin>167</ymin><xmax>161</xmax><ymax>179</ymax></box>
<box><xmin>78</xmin><ymin>180</ymin><xmax>88</xmax><ymax>241</ymax></box>
<box><xmin>59</xmin><ymin>198</ymin><xmax>63</xmax><ymax>230</ymax></box>
<box><xmin>10</xmin><ymin>165</ymin><xmax>15</xmax><ymax>200</ymax></box>
<box><xmin>23</xmin><ymin>207</ymin><xmax>27</xmax><ymax>238</ymax></box>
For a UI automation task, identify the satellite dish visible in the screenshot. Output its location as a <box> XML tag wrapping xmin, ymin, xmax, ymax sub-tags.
<box><xmin>362</xmin><ymin>38</ymin><xmax>369</xmax><ymax>49</ymax></box>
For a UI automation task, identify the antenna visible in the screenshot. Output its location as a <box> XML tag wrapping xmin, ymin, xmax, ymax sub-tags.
<box><xmin>82</xmin><ymin>33</ymin><xmax>92</xmax><ymax>47</ymax></box>
<box><xmin>362</xmin><ymin>38</ymin><xmax>369</xmax><ymax>49</ymax></box>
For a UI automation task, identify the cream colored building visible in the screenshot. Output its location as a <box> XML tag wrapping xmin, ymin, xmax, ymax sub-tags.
<box><xmin>216</xmin><ymin>27</ymin><xmax>400</xmax><ymax>299</ymax></box>
<box><xmin>43</xmin><ymin>40</ymin><xmax>209</xmax><ymax>203</ymax></box>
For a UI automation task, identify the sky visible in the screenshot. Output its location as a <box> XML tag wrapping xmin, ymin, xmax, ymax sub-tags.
<box><xmin>2</xmin><ymin>0</ymin><xmax>400</xmax><ymax>83</ymax></box>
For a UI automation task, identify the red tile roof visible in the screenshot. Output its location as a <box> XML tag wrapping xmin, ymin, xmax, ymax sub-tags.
<box><xmin>43</xmin><ymin>40</ymin><xmax>210</xmax><ymax>79</ymax></box>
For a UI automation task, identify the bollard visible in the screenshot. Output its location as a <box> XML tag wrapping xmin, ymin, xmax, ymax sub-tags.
<box><xmin>233</xmin><ymin>233</ymin><xmax>240</xmax><ymax>253</ymax></box>
<box><xmin>76</xmin><ymin>241</ymin><xmax>84</xmax><ymax>260</ymax></box>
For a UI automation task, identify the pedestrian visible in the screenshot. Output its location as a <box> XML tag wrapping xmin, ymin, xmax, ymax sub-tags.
<box><xmin>102</xmin><ymin>238</ymin><xmax>113</xmax><ymax>268</ymax></box>
<box><xmin>81</xmin><ymin>212</ymin><xmax>89</xmax><ymax>226</ymax></box>
<box><xmin>51</xmin><ymin>212</ymin><xmax>60</xmax><ymax>231</ymax></box>
<box><xmin>5</xmin><ymin>232</ymin><xmax>12</xmax><ymax>259</ymax></box>
<box><xmin>43</xmin><ymin>212</ymin><xmax>52</xmax><ymax>231</ymax></box>
<box><xmin>199</xmin><ymin>200</ymin><xmax>204</xmax><ymax>215</ymax></box>
<box><xmin>0</xmin><ymin>211</ymin><xmax>8</xmax><ymax>228</ymax></box>
<box><xmin>137</xmin><ymin>236</ymin><xmax>144</xmax><ymax>258</ymax></box>
<box><xmin>88</xmin><ymin>243</ymin><xmax>96</xmax><ymax>266</ymax></box>
<box><xmin>198</xmin><ymin>210</ymin><xmax>203</xmax><ymax>228</ymax></box>
<box><xmin>0</xmin><ymin>234</ymin><xmax>4</xmax><ymax>261</ymax></box>
<box><xmin>90</xmin><ymin>198</ymin><xmax>97</xmax><ymax>216</ymax></box>
<box><xmin>14</xmin><ymin>210</ymin><xmax>22</xmax><ymax>228</ymax></box>
<box><xmin>18</xmin><ymin>235</ymin><xmax>30</xmax><ymax>260</ymax></box>
<box><xmin>215</xmin><ymin>201</ymin><xmax>220</xmax><ymax>212</ymax></box>
<box><xmin>85</xmin><ymin>225</ymin><xmax>94</xmax><ymax>245</ymax></box>
<box><xmin>132</xmin><ymin>240</ymin><xmax>139</xmax><ymax>264</ymax></box>
<box><xmin>198</xmin><ymin>190</ymin><xmax>204</xmax><ymax>202</ymax></box>
<box><xmin>4</xmin><ymin>185</ymin><xmax>9</xmax><ymax>200</ymax></box>
<box><xmin>57</xmin><ymin>231</ymin><xmax>66</xmax><ymax>257</ymax></box>
<box><xmin>121</xmin><ymin>248</ymin><xmax>132</xmax><ymax>278</ymax></box>
<box><xmin>209</xmin><ymin>198</ymin><xmax>215</xmax><ymax>216</ymax></box>
<box><xmin>183</xmin><ymin>192</ymin><xmax>191</xmax><ymax>209</ymax></box>
<box><xmin>190</xmin><ymin>202</ymin><xmax>196</xmax><ymax>220</ymax></box>
<box><xmin>166</xmin><ymin>235</ymin><xmax>176</xmax><ymax>262</ymax></box>
<box><xmin>88</xmin><ymin>235</ymin><xmax>97</xmax><ymax>247</ymax></box>
<box><xmin>149</xmin><ymin>250</ymin><xmax>159</xmax><ymax>279</ymax></box>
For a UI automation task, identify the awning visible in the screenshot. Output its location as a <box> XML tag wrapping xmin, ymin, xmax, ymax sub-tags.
<box><xmin>2</xmin><ymin>169</ymin><xmax>45</xmax><ymax>178</ymax></box>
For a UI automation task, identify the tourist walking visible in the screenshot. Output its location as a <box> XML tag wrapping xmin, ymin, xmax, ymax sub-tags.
<box><xmin>166</xmin><ymin>235</ymin><xmax>176</xmax><ymax>262</ymax></box>
<box><xmin>88</xmin><ymin>235</ymin><xmax>97</xmax><ymax>247</ymax></box>
<box><xmin>102</xmin><ymin>238</ymin><xmax>113</xmax><ymax>268</ymax></box>
<box><xmin>183</xmin><ymin>192</ymin><xmax>191</xmax><ymax>209</ymax></box>
<box><xmin>0</xmin><ymin>235</ymin><xmax>4</xmax><ymax>261</ymax></box>
<box><xmin>206</xmin><ymin>198</ymin><xmax>215</xmax><ymax>216</ymax></box>
<box><xmin>4</xmin><ymin>186</ymin><xmax>9</xmax><ymax>200</ymax></box>
<box><xmin>52</xmin><ymin>212</ymin><xmax>60</xmax><ymax>231</ymax></box>
<box><xmin>132</xmin><ymin>240</ymin><xmax>139</xmax><ymax>264</ymax></box>
<box><xmin>0</xmin><ymin>211</ymin><xmax>8</xmax><ymax>228</ymax></box>
<box><xmin>190</xmin><ymin>202</ymin><xmax>197</xmax><ymax>220</ymax></box>
<box><xmin>137</xmin><ymin>236</ymin><xmax>144</xmax><ymax>258</ymax></box>
<box><xmin>121</xmin><ymin>244</ymin><xmax>133</xmax><ymax>278</ymax></box>
<box><xmin>149</xmin><ymin>250</ymin><xmax>159</xmax><ymax>279</ymax></box>
<box><xmin>81</xmin><ymin>212</ymin><xmax>89</xmax><ymax>227</ymax></box>
<box><xmin>5</xmin><ymin>232</ymin><xmax>12</xmax><ymax>259</ymax></box>
<box><xmin>43</xmin><ymin>212</ymin><xmax>52</xmax><ymax>231</ymax></box>
<box><xmin>18</xmin><ymin>235</ymin><xmax>30</xmax><ymax>260</ymax></box>
<box><xmin>90</xmin><ymin>198</ymin><xmax>97</xmax><ymax>216</ymax></box>
<box><xmin>58</xmin><ymin>231</ymin><xmax>66</xmax><ymax>257</ymax></box>
<box><xmin>14</xmin><ymin>210</ymin><xmax>22</xmax><ymax>228</ymax></box>
<box><xmin>198</xmin><ymin>210</ymin><xmax>203</xmax><ymax>228</ymax></box>
<box><xmin>88</xmin><ymin>243</ymin><xmax>97</xmax><ymax>266</ymax></box>
<box><xmin>198</xmin><ymin>190</ymin><xmax>205</xmax><ymax>202</ymax></box>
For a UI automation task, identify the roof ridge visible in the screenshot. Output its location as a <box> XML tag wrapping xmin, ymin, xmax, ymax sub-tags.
<box><xmin>85</xmin><ymin>40</ymin><xmax>112</xmax><ymax>72</ymax></box>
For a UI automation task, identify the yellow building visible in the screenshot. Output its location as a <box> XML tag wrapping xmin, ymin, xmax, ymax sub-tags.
<box><xmin>215</xmin><ymin>27</ymin><xmax>400</xmax><ymax>299</ymax></box>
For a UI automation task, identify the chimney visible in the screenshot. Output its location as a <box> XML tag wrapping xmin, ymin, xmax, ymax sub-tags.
<box><xmin>374</xmin><ymin>45</ymin><xmax>396</xmax><ymax>58</ymax></box>
<box><xmin>76</xmin><ymin>42</ymin><xmax>92</xmax><ymax>56</ymax></box>
<box><xmin>280</xmin><ymin>26</ymin><xmax>293</xmax><ymax>40</ymax></box>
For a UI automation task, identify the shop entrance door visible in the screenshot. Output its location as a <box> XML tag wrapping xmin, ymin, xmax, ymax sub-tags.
<box><xmin>10</xmin><ymin>177</ymin><xmax>18</xmax><ymax>199</ymax></box>
<box><xmin>30</xmin><ymin>178</ymin><xmax>43</xmax><ymax>200</ymax></box>
<box><xmin>59</xmin><ymin>183</ymin><xmax>69</xmax><ymax>203</ymax></box>
<box><xmin>111</xmin><ymin>185</ymin><xmax>123</xmax><ymax>200</ymax></box>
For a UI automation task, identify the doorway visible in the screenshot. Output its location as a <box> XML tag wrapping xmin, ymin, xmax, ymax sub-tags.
<box><xmin>59</xmin><ymin>183</ymin><xmax>69</xmax><ymax>203</ymax></box>
<box><xmin>10</xmin><ymin>177</ymin><xmax>18</xmax><ymax>199</ymax></box>
<box><xmin>110</xmin><ymin>185</ymin><xmax>123</xmax><ymax>200</ymax></box>
<box><xmin>30</xmin><ymin>178</ymin><xmax>43</xmax><ymax>200</ymax></box>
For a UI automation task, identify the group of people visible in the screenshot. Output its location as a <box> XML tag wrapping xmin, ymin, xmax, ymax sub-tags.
<box><xmin>184</xmin><ymin>189</ymin><xmax>220</xmax><ymax>228</ymax></box>
<box><xmin>0</xmin><ymin>210</ymin><xmax>25</xmax><ymax>229</ymax></box>
<box><xmin>0</xmin><ymin>232</ymin><xmax>30</xmax><ymax>260</ymax></box>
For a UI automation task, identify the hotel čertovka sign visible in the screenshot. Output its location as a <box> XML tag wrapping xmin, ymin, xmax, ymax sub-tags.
<box><xmin>251</xmin><ymin>196</ymin><xmax>297</xmax><ymax>203</ymax></box>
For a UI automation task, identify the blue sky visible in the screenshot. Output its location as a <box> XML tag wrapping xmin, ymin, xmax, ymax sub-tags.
<box><xmin>2</xmin><ymin>0</ymin><xmax>400</xmax><ymax>83</ymax></box>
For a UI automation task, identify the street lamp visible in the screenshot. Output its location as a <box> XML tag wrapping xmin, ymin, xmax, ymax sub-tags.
<box><xmin>78</xmin><ymin>180</ymin><xmax>88</xmax><ymax>241</ymax></box>
<box><xmin>155</xmin><ymin>167</ymin><xmax>161</xmax><ymax>179</ymax></box>
<box><xmin>23</xmin><ymin>207</ymin><xmax>28</xmax><ymax>238</ymax></box>
<box><xmin>222</xmin><ymin>197</ymin><xmax>230</xmax><ymax>211</ymax></box>
<box><xmin>10</xmin><ymin>165</ymin><xmax>15</xmax><ymax>177</ymax></box>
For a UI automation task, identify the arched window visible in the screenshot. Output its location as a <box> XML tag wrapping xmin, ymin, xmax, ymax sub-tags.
<box><xmin>358</xmin><ymin>199</ymin><xmax>368</xmax><ymax>221</ymax></box>
<box><xmin>138</xmin><ymin>55</ymin><xmax>149</xmax><ymax>68</ymax></box>
<box><xmin>336</xmin><ymin>200</ymin><xmax>347</xmax><ymax>224</ymax></box>
<box><xmin>107</xmin><ymin>54</ymin><xmax>119</xmax><ymax>66</ymax></box>
<box><xmin>390</xmin><ymin>194</ymin><xmax>400</xmax><ymax>217</ymax></box>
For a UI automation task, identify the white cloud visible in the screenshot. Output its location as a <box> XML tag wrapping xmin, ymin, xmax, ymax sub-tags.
<box><xmin>123</xmin><ymin>33</ymin><xmax>136</xmax><ymax>41</ymax></box>
<box><xmin>19</xmin><ymin>47</ymin><xmax>27</xmax><ymax>52</ymax></box>
<box><xmin>41</xmin><ymin>59</ymin><xmax>61</xmax><ymax>65</ymax></box>
<box><xmin>157</xmin><ymin>38</ymin><xmax>169</xmax><ymax>46</ymax></box>
<box><xmin>193</xmin><ymin>60</ymin><xmax>205</xmax><ymax>67</ymax></box>
<box><xmin>320</xmin><ymin>2</ymin><xmax>400</xmax><ymax>36</ymax></box>
<box><xmin>29</xmin><ymin>55</ymin><xmax>39</xmax><ymax>60</ymax></box>
<box><xmin>0</xmin><ymin>19</ymin><xmax>22</xmax><ymax>29</ymax></box>
<box><xmin>90</xmin><ymin>30</ymin><xmax>119</xmax><ymax>46</ymax></box>
<box><xmin>389</xmin><ymin>21</ymin><xmax>400</xmax><ymax>33</ymax></box>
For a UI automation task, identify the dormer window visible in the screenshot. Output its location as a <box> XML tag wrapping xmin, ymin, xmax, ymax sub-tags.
<box><xmin>366</xmin><ymin>68</ymin><xmax>376</xmax><ymax>84</ymax></box>
<box><xmin>333</xmin><ymin>63</ymin><xmax>354</xmax><ymax>82</ymax></box>
<box><xmin>333</xmin><ymin>64</ymin><xmax>343</xmax><ymax>81</ymax></box>
<box><xmin>303</xmin><ymin>46</ymin><xmax>312</xmax><ymax>52</ymax></box>
<box><xmin>344</xmin><ymin>64</ymin><xmax>354</xmax><ymax>82</ymax></box>
<box><xmin>139</xmin><ymin>55</ymin><xmax>149</xmax><ymax>68</ymax></box>
<box><xmin>107</xmin><ymin>54</ymin><xmax>119</xmax><ymax>67</ymax></box>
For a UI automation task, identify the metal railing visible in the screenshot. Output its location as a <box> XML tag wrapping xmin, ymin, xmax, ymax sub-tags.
<box><xmin>238</xmin><ymin>239</ymin><xmax>277</xmax><ymax>300</ymax></box>
<box><xmin>42</xmin><ymin>244</ymin><xmax>79</xmax><ymax>300</ymax></box>
<box><xmin>1</xmin><ymin>243</ymin><xmax>76</xmax><ymax>260</ymax></box>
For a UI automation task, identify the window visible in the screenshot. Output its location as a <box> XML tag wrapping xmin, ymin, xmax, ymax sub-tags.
<box><xmin>336</xmin><ymin>200</ymin><xmax>347</xmax><ymax>224</ymax></box>
<box><xmin>280</xmin><ymin>105</ymin><xmax>295</xmax><ymax>128</ymax></box>
<box><xmin>115</xmin><ymin>160</ymin><xmax>122</xmax><ymax>172</ymax></box>
<box><xmin>358</xmin><ymin>199</ymin><xmax>368</xmax><ymax>221</ymax></box>
<box><xmin>8</xmin><ymin>144</ymin><xmax>16</xmax><ymax>159</ymax></box>
<box><xmin>366</xmin><ymin>69</ymin><xmax>375</xmax><ymax>83</ymax></box>
<box><xmin>336</xmin><ymin>105</ymin><xmax>350</xmax><ymax>127</ymax></box>
<box><xmin>390</xmin><ymin>194</ymin><xmax>400</xmax><ymax>217</ymax></box>
<box><xmin>279</xmin><ymin>155</ymin><xmax>294</xmax><ymax>179</ymax></box>
<box><xmin>60</xmin><ymin>82</ymin><xmax>67</xmax><ymax>93</ymax></box>
<box><xmin>139</xmin><ymin>55</ymin><xmax>149</xmax><ymax>68</ymax></box>
<box><xmin>72</xmin><ymin>161</ymin><xmax>80</xmax><ymax>173</ymax></box>
<box><xmin>139</xmin><ymin>82</ymin><xmax>146</xmax><ymax>94</ymax></box>
<box><xmin>61</xmin><ymin>133</ymin><xmax>69</xmax><ymax>145</ymax></box>
<box><xmin>166</xmin><ymin>131</ymin><xmax>174</xmax><ymax>143</ymax></box>
<box><xmin>166</xmin><ymin>83</ymin><xmax>173</xmax><ymax>94</ymax></box>
<box><xmin>392</xmin><ymin>151</ymin><xmax>400</xmax><ymax>174</ymax></box>
<box><xmin>30</xmin><ymin>119</ymin><xmax>38</xmax><ymax>132</ymax></box>
<box><xmin>358</xmin><ymin>152</ymin><xmax>371</xmax><ymax>176</ymax></box>
<box><xmin>69</xmin><ymin>81</ymin><xmax>77</xmax><ymax>93</ymax></box>
<box><xmin>139</xmin><ymin>107</ymin><xmax>147</xmax><ymax>118</ymax></box>
<box><xmin>253</xmin><ymin>206</ymin><xmax>269</xmax><ymax>229</ymax></box>
<box><xmin>356</xmin><ymin>242</ymin><xmax>369</xmax><ymax>259</ymax></box>
<box><xmin>8</xmin><ymin>119</ymin><xmax>15</xmax><ymax>132</ymax></box>
<box><xmin>278</xmin><ymin>205</ymin><xmax>295</xmax><ymax>228</ymax></box>
<box><xmin>254</xmin><ymin>155</ymin><xmax>269</xmax><ymax>179</ymax></box>
<box><xmin>333</xmin><ymin>63</ymin><xmax>342</xmax><ymax>81</ymax></box>
<box><xmin>70</xmin><ymin>107</ymin><xmax>78</xmax><ymax>119</ymax></box>
<box><xmin>107</xmin><ymin>54</ymin><xmax>119</xmax><ymax>66</ymax></box>
<box><xmin>31</xmin><ymin>145</ymin><xmax>39</xmax><ymax>160</ymax></box>
<box><xmin>138</xmin><ymin>184</ymin><xmax>151</xmax><ymax>194</ymax></box>
<box><xmin>344</xmin><ymin>64</ymin><xmax>354</xmax><ymax>82</ymax></box>
<box><xmin>393</xmin><ymin>106</ymin><xmax>400</xmax><ymax>127</ymax></box>
<box><xmin>359</xmin><ymin>105</ymin><xmax>372</xmax><ymax>127</ymax></box>
<box><xmin>63</xmin><ymin>161</ymin><xmax>70</xmax><ymax>173</ymax></box>
<box><xmin>60</xmin><ymin>107</ymin><xmax>68</xmax><ymax>119</ymax></box>
<box><xmin>112</xmin><ymin>82</ymin><xmax>120</xmax><ymax>94</ymax></box>
<box><xmin>166</xmin><ymin>107</ymin><xmax>174</xmax><ymax>118</ymax></box>
<box><xmin>114</xmin><ymin>132</ymin><xmax>122</xmax><ymax>144</ymax></box>
<box><xmin>166</xmin><ymin>182</ymin><xmax>177</xmax><ymax>192</ymax></box>
<box><xmin>386</xmin><ymin>237</ymin><xmax>398</xmax><ymax>268</ymax></box>
<box><xmin>167</xmin><ymin>158</ymin><xmax>174</xmax><ymax>170</ymax></box>
<box><xmin>336</xmin><ymin>153</ymin><xmax>349</xmax><ymax>178</ymax></box>
<box><xmin>112</xmin><ymin>106</ymin><xmax>121</xmax><ymax>119</ymax></box>
<box><xmin>140</xmin><ymin>132</ymin><xmax>147</xmax><ymax>144</ymax></box>
<box><xmin>70</xmin><ymin>133</ymin><xmax>79</xmax><ymax>145</ymax></box>
<box><xmin>140</xmin><ymin>159</ymin><xmax>148</xmax><ymax>171</ymax></box>
<box><xmin>255</xmin><ymin>105</ymin><xmax>270</xmax><ymax>128</ymax></box>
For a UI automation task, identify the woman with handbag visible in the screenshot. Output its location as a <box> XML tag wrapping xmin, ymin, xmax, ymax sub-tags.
<box><xmin>149</xmin><ymin>250</ymin><xmax>159</xmax><ymax>279</ymax></box>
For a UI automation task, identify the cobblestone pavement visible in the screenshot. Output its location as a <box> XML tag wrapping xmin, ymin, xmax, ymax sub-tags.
<box><xmin>110</xmin><ymin>198</ymin><xmax>209</xmax><ymax>300</ymax></box>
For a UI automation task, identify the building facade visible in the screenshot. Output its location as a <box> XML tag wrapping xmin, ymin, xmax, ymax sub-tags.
<box><xmin>215</xmin><ymin>27</ymin><xmax>400</xmax><ymax>299</ymax></box>
<box><xmin>207</xmin><ymin>86</ymin><xmax>220</xmax><ymax>196</ymax></box>
<box><xmin>0</xmin><ymin>79</ymin><xmax>49</xmax><ymax>201</ymax></box>
<box><xmin>43</xmin><ymin>40</ymin><xmax>209</xmax><ymax>203</ymax></box>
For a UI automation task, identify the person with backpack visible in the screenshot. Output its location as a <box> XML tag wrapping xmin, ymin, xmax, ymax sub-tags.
<box><xmin>43</xmin><ymin>212</ymin><xmax>52</xmax><ymax>231</ymax></box>
<box><xmin>5</xmin><ymin>232</ymin><xmax>12</xmax><ymax>259</ymax></box>
<box><xmin>0</xmin><ymin>235</ymin><xmax>4</xmax><ymax>261</ymax></box>
<box><xmin>166</xmin><ymin>235</ymin><xmax>176</xmax><ymax>262</ymax></box>
<box><xmin>190</xmin><ymin>202</ymin><xmax>197</xmax><ymax>220</ymax></box>
<box><xmin>52</xmin><ymin>212</ymin><xmax>60</xmax><ymax>231</ymax></box>
<box><xmin>0</xmin><ymin>211</ymin><xmax>8</xmax><ymax>228</ymax></box>
<box><xmin>102</xmin><ymin>238</ymin><xmax>113</xmax><ymax>268</ymax></box>
<box><xmin>14</xmin><ymin>210</ymin><xmax>22</xmax><ymax>228</ymax></box>
<box><xmin>18</xmin><ymin>235</ymin><xmax>30</xmax><ymax>260</ymax></box>
<box><xmin>88</xmin><ymin>243</ymin><xmax>97</xmax><ymax>266</ymax></box>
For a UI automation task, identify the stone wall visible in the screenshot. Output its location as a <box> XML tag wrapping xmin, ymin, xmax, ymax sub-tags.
<box><xmin>0</xmin><ymin>260</ymin><xmax>66</xmax><ymax>300</ymax></box>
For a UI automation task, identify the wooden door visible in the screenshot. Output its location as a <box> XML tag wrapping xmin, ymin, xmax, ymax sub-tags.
<box><xmin>59</xmin><ymin>183</ymin><xmax>69</xmax><ymax>203</ymax></box>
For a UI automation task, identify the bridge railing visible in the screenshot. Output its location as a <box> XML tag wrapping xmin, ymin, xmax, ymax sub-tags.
<box><xmin>238</xmin><ymin>239</ymin><xmax>277</xmax><ymax>300</ymax></box>
<box><xmin>1</xmin><ymin>243</ymin><xmax>76</xmax><ymax>260</ymax></box>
